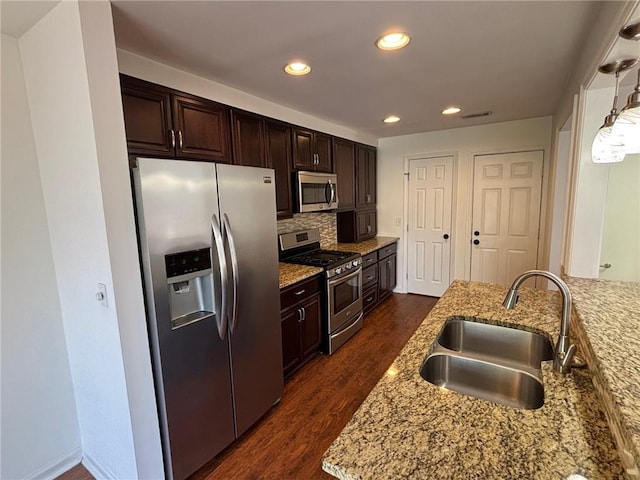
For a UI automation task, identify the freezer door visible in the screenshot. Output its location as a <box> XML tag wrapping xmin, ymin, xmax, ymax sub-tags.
<box><xmin>216</xmin><ymin>164</ymin><xmax>284</xmax><ymax>436</ymax></box>
<box><xmin>133</xmin><ymin>158</ymin><xmax>235</xmax><ymax>480</ymax></box>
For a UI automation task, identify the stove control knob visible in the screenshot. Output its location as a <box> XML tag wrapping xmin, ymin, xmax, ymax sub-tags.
<box><xmin>345</xmin><ymin>262</ymin><xmax>352</xmax><ymax>269</ymax></box>
<box><xmin>335</xmin><ymin>267</ymin><xmax>342</xmax><ymax>275</ymax></box>
<box><xmin>353</xmin><ymin>259</ymin><xmax>361</xmax><ymax>266</ymax></box>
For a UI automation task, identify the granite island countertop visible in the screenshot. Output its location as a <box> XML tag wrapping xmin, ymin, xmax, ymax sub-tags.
<box><xmin>565</xmin><ymin>276</ymin><xmax>640</xmax><ymax>476</ymax></box>
<box><xmin>322</xmin><ymin>280</ymin><xmax>623</xmax><ymax>479</ymax></box>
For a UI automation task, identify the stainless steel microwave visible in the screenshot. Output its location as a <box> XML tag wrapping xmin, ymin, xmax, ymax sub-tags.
<box><xmin>296</xmin><ymin>171</ymin><xmax>338</xmax><ymax>212</ymax></box>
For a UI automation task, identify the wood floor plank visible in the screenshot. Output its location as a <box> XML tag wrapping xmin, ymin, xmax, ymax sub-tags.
<box><xmin>193</xmin><ymin>293</ymin><xmax>438</xmax><ymax>480</ymax></box>
<box><xmin>55</xmin><ymin>293</ymin><xmax>438</xmax><ymax>480</ymax></box>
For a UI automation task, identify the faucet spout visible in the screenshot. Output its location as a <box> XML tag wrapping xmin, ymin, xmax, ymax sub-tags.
<box><xmin>501</xmin><ymin>270</ymin><xmax>575</xmax><ymax>374</ymax></box>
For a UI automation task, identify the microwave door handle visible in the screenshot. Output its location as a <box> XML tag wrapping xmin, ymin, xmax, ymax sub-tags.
<box><xmin>330</xmin><ymin>182</ymin><xmax>337</xmax><ymax>206</ymax></box>
<box><xmin>210</xmin><ymin>214</ymin><xmax>228</xmax><ymax>340</ymax></box>
<box><xmin>325</xmin><ymin>181</ymin><xmax>332</xmax><ymax>206</ymax></box>
<box><xmin>223</xmin><ymin>213</ymin><xmax>240</xmax><ymax>334</ymax></box>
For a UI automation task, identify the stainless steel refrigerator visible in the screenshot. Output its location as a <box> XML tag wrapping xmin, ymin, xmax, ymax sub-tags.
<box><xmin>132</xmin><ymin>158</ymin><xmax>283</xmax><ymax>480</ymax></box>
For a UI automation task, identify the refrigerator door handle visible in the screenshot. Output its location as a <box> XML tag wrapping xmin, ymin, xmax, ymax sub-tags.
<box><xmin>223</xmin><ymin>213</ymin><xmax>240</xmax><ymax>334</ymax></box>
<box><xmin>211</xmin><ymin>214</ymin><xmax>228</xmax><ymax>340</ymax></box>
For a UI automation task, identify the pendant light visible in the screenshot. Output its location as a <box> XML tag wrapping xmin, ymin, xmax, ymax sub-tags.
<box><xmin>612</xmin><ymin>68</ymin><xmax>640</xmax><ymax>155</ymax></box>
<box><xmin>592</xmin><ymin>68</ymin><xmax>625</xmax><ymax>164</ymax></box>
<box><xmin>612</xmin><ymin>21</ymin><xmax>640</xmax><ymax>155</ymax></box>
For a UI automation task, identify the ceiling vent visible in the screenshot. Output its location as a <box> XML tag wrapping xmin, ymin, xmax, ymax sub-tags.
<box><xmin>460</xmin><ymin>110</ymin><xmax>492</xmax><ymax>119</ymax></box>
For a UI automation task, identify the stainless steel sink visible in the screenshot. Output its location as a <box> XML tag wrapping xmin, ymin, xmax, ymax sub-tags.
<box><xmin>437</xmin><ymin>318</ymin><xmax>553</xmax><ymax>368</ymax></box>
<box><xmin>420</xmin><ymin>318</ymin><xmax>553</xmax><ymax>410</ymax></box>
<box><xmin>420</xmin><ymin>352</ymin><xmax>545</xmax><ymax>410</ymax></box>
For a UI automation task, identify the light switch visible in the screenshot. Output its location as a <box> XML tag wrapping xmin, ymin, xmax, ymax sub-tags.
<box><xmin>395</xmin><ymin>217</ymin><xmax>402</xmax><ymax>227</ymax></box>
<box><xmin>96</xmin><ymin>283</ymin><xmax>108</xmax><ymax>308</ymax></box>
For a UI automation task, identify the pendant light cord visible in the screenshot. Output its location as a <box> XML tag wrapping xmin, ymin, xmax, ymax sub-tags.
<box><xmin>611</xmin><ymin>71</ymin><xmax>620</xmax><ymax>114</ymax></box>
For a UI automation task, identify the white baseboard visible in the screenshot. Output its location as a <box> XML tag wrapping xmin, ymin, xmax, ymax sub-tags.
<box><xmin>82</xmin><ymin>451</ymin><xmax>119</xmax><ymax>480</ymax></box>
<box><xmin>24</xmin><ymin>447</ymin><xmax>82</xmax><ymax>480</ymax></box>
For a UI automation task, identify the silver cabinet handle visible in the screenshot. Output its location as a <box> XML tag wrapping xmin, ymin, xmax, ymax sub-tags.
<box><xmin>294</xmin><ymin>289</ymin><xmax>306</xmax><ymax>296</ymax></box>
<box><xmin>366</xmin><ymin>193</ymin><xmax>371</xmax><ymax>203</ymax></box>
<box><xmin>169</xmin><ymin>129</ymin><xmax>176</xmax><ymax>148</ymax></box>
<box><xmin>223</xmin><ymin>213</ymin><xmax>240</xmax><ymax>334</ymax></box>
<box><xmin>301</xmin><ymin>307</ymin><xmax>306</xmax><ymax>322</ymax></box>
<box><xmin>177</xmin><ymin>130</ymin><xmax>184</xmax><ymax>149</ymax></box>
<box><xmin>210</xmin><ymin>214</ymin><xmax>228</xmax><ymax>340</ymax></box>
<box><xmin>366</xmin><ymin>275</ymin><xmax>374</xmax><ymax>281</ymax></box>
<box><xmin>297</xmin><ymin>308</ymin><xmax>303</xmax><ymax>322</ymax></box>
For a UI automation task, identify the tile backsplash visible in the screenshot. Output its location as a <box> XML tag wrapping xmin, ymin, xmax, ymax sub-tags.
<box><xmin>277</xmin><ymin>213</ymin><xmax>337</xmax><ymax>247</ymax></box>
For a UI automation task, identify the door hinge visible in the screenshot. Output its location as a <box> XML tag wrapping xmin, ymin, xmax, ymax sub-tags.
<box><xmin>406</xmin><ymin>272</ymin><xmax>409</xmax><ymax>280</ymax></box>
<box><xmin>406</xmin><ymin>224</ymin><xmax>409</xmax><ymax>232</ymax></box>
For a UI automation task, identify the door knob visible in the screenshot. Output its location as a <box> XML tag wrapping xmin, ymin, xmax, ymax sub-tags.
<box><xmin>443</xmin><ymin>234</ymin><xmax>449</xmax><ymax>240</ymax></box>
<box><xmin>474</xmin><ymin>231</ymin><xmax>480</xmax><ymax>236</ymax></box>
<box><xmin>473</xmin><ymin>239</ymin><xmax>480</xmax><ymax>245</ymax></box>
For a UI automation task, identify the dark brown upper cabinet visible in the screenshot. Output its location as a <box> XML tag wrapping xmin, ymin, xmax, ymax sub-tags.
<box><xmin>120</xmin><ymin>75</ymin><xmax>231</xmax><ymax>163</ymax></box>
<box><xmin>333</xmin><ymin>138</ymin><xmax>356</xmax><ymax>211</ymax></box>
<box><xmin>120</xmin><ymin>76</ymin><xmax>173</xmax><ymax>157</ymax></box>
<box><xmin>265</xmin><ymin>120</ymin><xmax>294</xmax><ymax>218</ymax></box>
<box><xmin>230</xmin><ymin>109</ymin><xmax>267</xmax><ymax>168</ymax></box>
<box><xmin>293</xmin><ymin>128</ymin><xmax>333</xmax><ymax>173</ymax></box>
<box><xmin>356</xmin><ymin>144</ymin><xmax>376</xmax><ymax>208</ymax></box>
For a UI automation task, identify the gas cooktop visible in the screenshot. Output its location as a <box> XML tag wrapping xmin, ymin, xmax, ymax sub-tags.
<box><xmin>285</xmin><ymin>249</ymin><xmax>359</xmax><ymax>268</ymax></box>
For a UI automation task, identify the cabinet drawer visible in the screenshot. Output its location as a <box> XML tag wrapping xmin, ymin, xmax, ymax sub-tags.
<box><xmin>280</xmin><ymin>275</ymin><xmax>321</xmax><ymax>310</ymax></box>
<box><xmin>377</xmin><ymin>243</ymin><xmax>397</xmax><ymax>260</ymax></box>
<box><xmin>362</xmin><ymin>252</ymin><xmax>377</xmax><ymax>268</ymax></box>
<box><xmin>362</xmin><ymin>285</ymin><xmax>378</xmax><ymax>313</ymax></box>
<box><xmin>362</xmin><ymin>265</ymin><xmax>378</xmax><ymax>289</ymax></box>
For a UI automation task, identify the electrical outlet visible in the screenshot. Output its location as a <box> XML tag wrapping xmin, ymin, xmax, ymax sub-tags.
<box><xmin>395</xmin><ymin>217</ymin><xmax>402</xmax><ymax>227</ymax></box>
<box><xmin>96</xmin><ymin>283</ymin><xmax>108</xmax><ymax>308</ymax></box>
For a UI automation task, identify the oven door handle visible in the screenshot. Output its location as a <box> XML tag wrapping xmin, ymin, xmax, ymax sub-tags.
<box><xmin>328</xmin><ymin>266</ymin><xmax>361</xmax><ymax>287</ymax></box>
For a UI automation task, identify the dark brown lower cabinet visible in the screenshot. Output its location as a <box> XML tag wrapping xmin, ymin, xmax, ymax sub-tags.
<box><xmin>280</xmin><ymin>275</ymin><xmax>322</xmax><ymax>378</ymax></box>
<box><xmin>336</xmin><ymin>208</ymin><xmax>376</xmax><ymax>243</ymax></box>
<box><xmin>361</xmin><ymin>242</ymin><xmax>398</xmax><ymax>315</ymax></box>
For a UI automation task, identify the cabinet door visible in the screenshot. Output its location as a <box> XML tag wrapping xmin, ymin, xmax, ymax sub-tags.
<box><xmin>356</xmin><ymin>145</ymin><xmax>377</xmax><ymax>208</ymax></box>
<box><xmin>120</xmin><ymin>75</ymin><xmax>173</xmax><ymax>157</ymax></box>
<box><xmin>333</xmin><ymin>138</ymin><xmax>356</xmax><ymax>210</ymax></box>
<box><xmin>281</xmin><ymin>307</ymin><xmax>302</xmax><ymax>378</ymax></box>
<box><xmin>231</xmin><ymin>110</ymin><xmax>266</xmax><ymax>167</ymax></box>
<box><xmin>265</xmin><ymin>120</ymin><xmax>293</xmax><ymax>217</ymax></box>
<box><xmin>378</xmin><ymin>253</ymin><xmax>396</xmax><ymax>300</ymax></box>
<box><xmin>300</xmin><ymin>293</ymin><xmax>322</xmax><ymax>360</ymax></box>
<box><xmin>172</xmin><ymin>94</ymin><xmax>231</xmax><ymax>162</ymax></box>
<box><xmin>293</xmin><ymin>128</ymin><xmax>314</xmax><ymax>170</ymax></box>
<box><xmin>314</xmin><ymin>132</ymin><xmax>333</xmax><ymax>173</ymax></box>
<box><xmin>356</xmin><ymin>210</ymin><xmax>376</xmax><ymax>241</ymax></box>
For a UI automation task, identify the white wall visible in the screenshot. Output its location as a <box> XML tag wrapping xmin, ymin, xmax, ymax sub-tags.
<box><xmin>1</xmin><ymin>33</ymin><xmax>81</xmax><ymax>480</ymax></box>
<box><xmin>600</xmin><ymin>153</ymin><xmax>640</xmax><ymax>282</ymax></box>
<box><xmin>378</xmin><ymin>116</ymin><xmax>552</xmax><ymax>292</ymax></box>
<box><xmin>18</xmin><ymin>2</ymin><xmax>144</xmax><ymax>478</ymax></box>
<box><xmin>565</xmin><ymin>87</ymin><xmax>613</xmax><ymax>278</ymax></box>
<box><xmin>77</xmin><ymin>3</ymin><xmax>164</xmax><ymax>478</ymax></box>
<box><xmin>117</xmin><ymin>49</ymin><xmax>378</xmax><ymax>146</ymax></box>
<box><xmin>547</xmin><ymin>128</ymin><xmax>572</xmax><ymax>279</ymax></box>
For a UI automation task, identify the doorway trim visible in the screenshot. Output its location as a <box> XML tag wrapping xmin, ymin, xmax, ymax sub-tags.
<box><xmin>403</xmin><ymin>151</ymin><xmax>458</xmax><ymax>295</ymax></box>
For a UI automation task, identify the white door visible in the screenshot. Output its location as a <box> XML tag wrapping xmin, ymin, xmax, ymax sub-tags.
<box><xmin>407</xmin><ymin>156</ymin><xmax>454</xmax><ymax>297</ymax></box>
<box><xmin>470</xmin><ymin>151</ymin><xmax>543</xmax><ymax>287</ymax></box>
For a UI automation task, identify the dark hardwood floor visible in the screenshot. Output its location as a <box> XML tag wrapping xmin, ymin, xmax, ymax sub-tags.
<box><xmin>56</xmin><ymin>293</ymin><xmax>438</xmax><ymax>480</ymax></box>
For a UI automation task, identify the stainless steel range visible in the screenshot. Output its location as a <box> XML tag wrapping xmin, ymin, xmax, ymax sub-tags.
<box><xmin>279</xmin><ymin>228</ymin><xmax>363</xmax><ymax>354</ymax></box>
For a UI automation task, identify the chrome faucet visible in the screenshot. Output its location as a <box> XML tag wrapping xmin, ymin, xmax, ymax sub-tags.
<box><xmin>502</xmin><ymin>270</ymin><xmax>577</xmax><ymax>374</ymax></box>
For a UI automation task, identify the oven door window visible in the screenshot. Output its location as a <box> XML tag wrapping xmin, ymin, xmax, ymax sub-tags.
<box><xmin>301</xmin><ymin>182</ymin><xmax>329</xmax><ymax>206</ymax></box>
<box><xmin>332</xmin><ymin>274</ymin><xmax>360</xmax><ymax>314</ymax></box>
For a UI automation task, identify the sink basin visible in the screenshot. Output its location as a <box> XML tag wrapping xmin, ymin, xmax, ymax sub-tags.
<box><xmin>419</xmin><ymin>353</ymin><xmax>545</xmax><ymax>410</ymax></box>
<box><xmin>437</xmin><ymin>318</ymin><xmax>553</xmax><ymax>368</ymax></box>
<box><xmin>419</xmin><ymin>318</ymin><xmax>553</xmax><ymax>410</ymax></box>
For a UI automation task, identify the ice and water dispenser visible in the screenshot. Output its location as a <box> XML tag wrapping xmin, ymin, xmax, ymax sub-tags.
<box><xmin>165</xmin><ymin>248</ymin><xmax>215</xmax><ymax>330</ymax></box>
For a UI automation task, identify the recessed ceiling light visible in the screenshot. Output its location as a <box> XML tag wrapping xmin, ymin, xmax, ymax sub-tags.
<box><xmin>376</xmin><ymin>32</ymin><xmax>411</xmax><ymax>51</ymax></box>
<box><xmin>284</xmin><ymin>62</ymin><xmax>311</xmax><ymax>76</ymax></box>
<box><xmin>384</xmin><ymin>115</ymin><xmax>401</xmax><ymax>123</ymax></box>
<box><xmin>442</xmin><ymin>107</ymin><xmax>462</xmax><ymax>115</ymax></box>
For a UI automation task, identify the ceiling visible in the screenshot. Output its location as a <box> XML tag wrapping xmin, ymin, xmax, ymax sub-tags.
<box><xmin>111</xmin><ymin>1</ymin><xmax>609</xmax><ymax>139</ymax></box>
<box><xmin>2</xmin><ymin>1</ymin><xmax>612</xmax><ymax>139</ymax></box>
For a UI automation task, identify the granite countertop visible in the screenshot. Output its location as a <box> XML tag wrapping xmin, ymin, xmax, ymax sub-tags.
<box><xmin>322</xmin><ymin>280</ymin><xmax>623</xmax><ymax>479</ymax></box>
<box><xmin>328</xmin><ymin>236</ymin><xmax>399</xmax><ymax>256</ymax></box>
<box><xmin>278</xmin><ymin>262</ymin><xmax>323</xmax><ymax>289</ymax></box>
<box><xmin>564</xmin><ymin>276</ymin><xmax>640</xmax><ymax>475</ymax></box>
